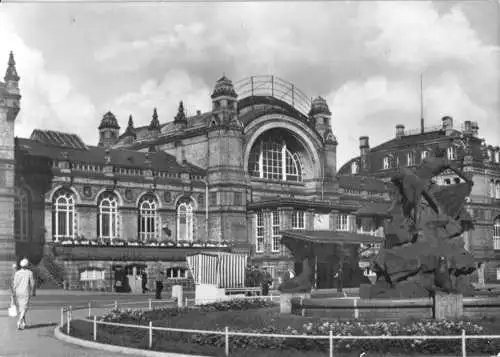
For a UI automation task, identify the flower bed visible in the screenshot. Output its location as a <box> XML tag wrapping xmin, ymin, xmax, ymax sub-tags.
<box><xmin>65</xmin><ymin>299</ymin><xmax>500</xmax><ymax>356</ymax></box>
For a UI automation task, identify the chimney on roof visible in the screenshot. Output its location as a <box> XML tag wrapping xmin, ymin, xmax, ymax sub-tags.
<box><xmin>395</xmin><ymin>124</ymin><xmax>405</xmax><ymax>139</ymax></box>
<box><xmin>442</xmin><ymin>116</ymin><xmax>453</xmax><ymax>135</ymax></box>
<box><xmin>196</xmin><ymin>110</ymin><xmax>201</xmax><ymax>116</ymax></box>
<box><xmin>359</xmin><ymin>136</ymin><xmax>369</xmax><ymax>156</ymax></box>
<box><xmin>175</xmin><ymin>140</ymin><xmax>185</xmax><ymax>166</ymax></box>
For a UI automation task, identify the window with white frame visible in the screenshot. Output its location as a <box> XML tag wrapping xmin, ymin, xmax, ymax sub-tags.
<box><xmin>490</xmin><ymin>180</ymin><xmax>496</xmax><ymax>198</ymax></box>
<box><xmin>138</xmin><ymin>195</ymin><xmax>159</xmax><ymax>241</ymax></box>
<box><xmin>447</xmin><ymin>146</ymin><xmax>457</xmax><ymax>161</ymax></box>
<box><xmin>98</xmin><ymin>192</ymin><xmax>119</xmax><ymax>240</ymax></box>
<box><xmin>292</xmin><ymin>209</ymin><xmax>305</xmax><ymax>229</ymax></box>
<box><xmin>336</xmin><ymin>214</ymin><xmax>349</xmax><ymax>232</ymax></box>
<box><xmin>497</xmin><ymin>267</ymin><xmax>500</xmax><ymax>281</ymax></box>
<box><xmin>249</xmin><ymin>138</ymin><xmax>302</xmax><ymax>182</ymax></box>
<box><xmin>14</xmin><ymin>187</ymin><xmax>31</xmax><ymax>241</ymax></box>
<box><xmin>52</xmin><ymin>189</ymin><xmax>75</xmax><ymax>242</ymax></box>
<box><xmin>177</xmin><ymin>199</ymin><xmax>194</xmax><ymax>242</ymax></box>
<box><xmin>256</xmin><ymin>211</ymin><xmax>264</xmax><ymax>253</ymax></box>
<box><xmin>166</xmin><ymin>267</ymin><xmax>187</xmax><ymax>279</ymax></box>
<box><xmin>496</xmin><ymin>181</ymin><xmax>500</xmax><ymax>199</ymax></box>
<box><xmin>494</xmin><ymin>217</ymin><xmax>500</xmax><ymax>250</ymax></box>
<box><xmin>407</xmin><ymin>152</ymin><xmax>415</xmax><ymax>166</ymax></box>
<box><xmin>271</xmin><ymin>209</ymin><xmax>281</xmax><ymax>252</ymax></box>
<box><xmin>421</xmin><ymin>150</ymin><xmax>428</xmax><ymax>161</ymax></box>
<box><xmin>383</xmin><ymin>156</ymin><xmax>390</xmax><ymax>170</ymax></box>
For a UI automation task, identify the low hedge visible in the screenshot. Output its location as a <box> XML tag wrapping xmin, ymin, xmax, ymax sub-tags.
<box><xmin>74</xmin><ymin>299</ymin><xmax>500</xmax><ymax>355</ymax></box>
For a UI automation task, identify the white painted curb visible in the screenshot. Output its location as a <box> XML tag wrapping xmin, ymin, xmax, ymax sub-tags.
<box><xmin>54</xmin><ymin>325</ymin><xmax>208</xmax><ymax>357</ymax></box>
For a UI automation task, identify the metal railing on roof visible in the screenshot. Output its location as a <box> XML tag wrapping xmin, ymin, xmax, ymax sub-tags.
<box><xmin>402</xmin><ymin>125</ymin><xmax>443</xmax><ymax>137</ymax></box>
<box><xmin>234</xmin><ymin>75</ymin><xmax>312</xmax><ymax>117</ymax></box>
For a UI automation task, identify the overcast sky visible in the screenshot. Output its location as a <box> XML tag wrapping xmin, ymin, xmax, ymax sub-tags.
<box><xmin>1</xmin><ymin>1</ymin><xmax>499</xmax><ymax>167</ymax></box>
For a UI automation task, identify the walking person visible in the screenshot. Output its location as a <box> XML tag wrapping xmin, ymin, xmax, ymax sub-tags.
<box><xmin>12</xmin><ymin>258</ymin><xmax>36</xmax><ymax>330</ymax></box>
<box><xmin>141</xmin><ymin>271</ymin><xmax>149</xmax><ymax>294</ymax></box>
<box><xmin>260</xmin><ymin>268</ymin><xmax>272</xmax><ymax>296</ymax></box>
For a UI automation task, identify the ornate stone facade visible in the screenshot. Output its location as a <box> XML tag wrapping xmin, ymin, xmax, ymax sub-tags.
<box><xmin>2</xmin><ymin>66</ymin><xmax>390</xmax><ymax>290</ymax></box>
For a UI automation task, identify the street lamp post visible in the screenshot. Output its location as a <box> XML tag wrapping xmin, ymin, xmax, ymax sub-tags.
<box><xmin>201</xmin><ymin>179</ymin><xmax>209</xmax><ymax>239</ymax></box>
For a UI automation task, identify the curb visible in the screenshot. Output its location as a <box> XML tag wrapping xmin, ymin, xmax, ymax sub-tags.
<box><xmin>54</xmin><ymin>325</ymin><xmax>208</xmax><ymax>357</ymax></box>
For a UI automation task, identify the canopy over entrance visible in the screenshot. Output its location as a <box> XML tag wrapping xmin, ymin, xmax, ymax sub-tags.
<box><xmin>280</xmin><ymin>230</ymin><xmax>384</xmax><ymax>290</ymax></box>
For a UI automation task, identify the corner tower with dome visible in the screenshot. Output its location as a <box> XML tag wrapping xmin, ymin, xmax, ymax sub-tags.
<box><xmin>8</xmin><ymin>70</ymin><xmax>390</xmax><ymax>291</ymax></box>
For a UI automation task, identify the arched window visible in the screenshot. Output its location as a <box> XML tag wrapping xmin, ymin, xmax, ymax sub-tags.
<box><xmin>249</xmin><ymin>138</ymin><xmax>302</xmax><ymax>182</ymax></box>
<box><xmin>177</xmin><ymin>199</ymin><xmax>193</xmax><ymax>242</ymax></box>
<box><xmin>98</xmin><ymin>192</ymin><xmax>119</xmax><ymax>241</ymax></box>
<box><xmin>52</xmin><ymin>189</ymin><xmax>75</xmax><ymax>242</ymax></box>
<box><xmin>383</xmin><ymin>156</ymin><xmax>390</xmax><ymax>170</ymax></box>
<box><xmin>494</xmin><ymin>217</ymin><xmax>500</xmax><ymax>250</ymax></box>
<box><xmin>421</xmin><ymin>150</ymin><xmax>429</xmax><ymax>161</ymax></box>
<box><xmin>138</xmin><ymin>195</ymin><xmax>159</xmax><ymax>242</ymax></box>
<box><xmin>351</xmin><ymin>161</ymin><xmax>359</xmax><ymax>174</ymax></box>
<box><xmin>14</xmin><ymin>188</ymin><xmax>31</xmax><ymax>241</ymax></box>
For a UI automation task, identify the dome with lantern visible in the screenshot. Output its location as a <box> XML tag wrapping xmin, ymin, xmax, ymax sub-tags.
<box><xmin>309</xmin><ymin>96</ymin><xmax>331</xmax><ymax>117</ymax></box>
<box><xmin>98</xmin><ymin>111</ymin><xmax>120</xmax><ymax>130</ymax></box>
<box><xmin>211</xmin><ymin>75</ymin><xmax>237</xmax><ymax>99</ymax></box>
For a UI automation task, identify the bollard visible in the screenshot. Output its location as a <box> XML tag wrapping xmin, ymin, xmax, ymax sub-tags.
<box><xmin>114</xmin><ymin>300</ymin><xmax>118</xmax><ymax>310</ymax></box>
<box><xmin>329</xmin><ymin>330</ymin><xmax>333</xmax><ymax>357</ymax></box>
<box><xmin>185</xmin><ymin>297</ymin><xmax>188</xmax><ymax>309</ymax></box>
<box><xmin>93</xmin><ymin>316</ymin><xmax>97</xmax><ymax>341</ymax></box>
<box><xmin>149</xmin><ymin>298</ymin><xmax>152</xmax><ymax>310</ymax></box>
<box><xmin>225</xmin><ymin>326</ymin><xmax>229</xmax><ymax>356</ymax></box>
<box><xmin>461</xmin><ymin>329</ymin><xmax>466</xmax><ymax>357</ymax></box>
<box><xmin>60</xmin><ymin>307</ymin><xmax>64</xmax><ymax>327</ymax></box>
<box><xmin>88</xmin><ymin>301</ymin><xmax>92</xmax><ymax>317</ymax></box>
<box><xmin>66</xmin><ymin>309</ymin><xmax>70</xmax><ymax>335</ymax></box>
<box><xmin>353</xmin><ymin>298</ymin><xmax>359</xmax><ymax>320</ymax></box>
<box><xmin>149</xmin><ymin>321</ymin><xmax>153</xmax><ymax>349</ymax></box>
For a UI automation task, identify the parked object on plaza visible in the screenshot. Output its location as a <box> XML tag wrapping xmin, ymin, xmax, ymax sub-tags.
<box><xmin>187</xmin><ymin>252</ymin><xmax>248</xmax><ymax>304</ymax></box>
<box><xmin>364</xmin><ymin>146</ymin><xmax>476</xmax><ymax>299</ymax></box>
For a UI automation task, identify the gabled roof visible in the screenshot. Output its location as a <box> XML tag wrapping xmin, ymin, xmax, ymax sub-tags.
<box><xmin>30</xmin><ymin>129</ymin><xmax>88</xmax><ymax>150</ymax></box>
<box><xmin>17</xmin><ymin>130</ymin><xmax>206</xmax><ymax>175</ymax></box>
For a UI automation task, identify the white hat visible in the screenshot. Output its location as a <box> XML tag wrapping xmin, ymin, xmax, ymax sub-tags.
<box><xmin>19</xmin><ymin>258</ymin><xmax>29</xmax><ymax>268</ymax></box>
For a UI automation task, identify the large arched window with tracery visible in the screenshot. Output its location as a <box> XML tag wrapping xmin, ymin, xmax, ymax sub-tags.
<box><xmin>177</xmin><ymin>199</ymin><xmax>193</xmax><ymax>242</ymax></box>
<box><xmin>138</xmin><ymin>194</ymin><xmax>159</xmax><ymax>241</ymax></box>
<box><xmin>249</xmin><ymin>134</ymin><xmax>303</xmax><ymax>182</ymax></box>
<box><xmin>52</xmin><ymin>189</ymin><xmax>75</xmax><ymax>241</ymax></box>
<box><xmin>97</xmin><ymin>192</ymin><xmax>120</xmax><ymax>241</ymax></box>
<box><xmin>14</xmin><ymin>187</ymin><xmax>31</xmax><ymax>241</ymax></box>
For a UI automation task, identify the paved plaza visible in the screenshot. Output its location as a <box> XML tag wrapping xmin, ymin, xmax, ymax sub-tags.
<box><xmin>0</xmin><ymin>290</ymin><xmax>177</xmax><ymax>357</ymax></box>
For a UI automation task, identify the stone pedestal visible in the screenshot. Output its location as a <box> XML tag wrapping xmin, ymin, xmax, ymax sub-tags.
<box><xmin>172</xmin><ymin>285</ymin><xmax>184</xmax><ymax>308</ymax></box>
<box><xmin>195</xmin><ymin>284</ymin><xmax>227</xmax><ymax>305</ymax></box>
<box><xmin>433</xmin><ymin>292</ymin><xmax>463</xmax><ymax>320</ymax></box>
<box><xmin>280</xmin><ymin>292</ymin><xmax>311</xmax><ymax>314</ymax></box>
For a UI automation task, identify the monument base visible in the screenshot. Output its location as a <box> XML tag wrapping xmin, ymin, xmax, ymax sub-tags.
<box><xmin>433</xmin><ymin>292</ymin><xmax>463</xmax><ymax>320</ymax></box>
<box><xmin>195</xmin><ymin>284</ymin><xmax>227</xmax><ymax>305</ymax></box>
<box><xmin>280</xmin><ymin>292</ymin><xmax>311</xmax><ymax>314</ymax></box>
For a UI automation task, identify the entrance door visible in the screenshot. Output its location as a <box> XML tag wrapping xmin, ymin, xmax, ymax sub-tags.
<box><xmin>316</xmin><ymin>261</ymin><xmax>335</xmax><ymax>289</ymax></box>
<box><xmin>126</xmin><ymin>265</ymin><xmax>147</xmax><ymax>293</ymax></box>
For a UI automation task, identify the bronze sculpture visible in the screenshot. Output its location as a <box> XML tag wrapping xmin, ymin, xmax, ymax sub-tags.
<box><xmin>366</xmin><ymin>145</ymin><xmax>476</xmax><ymax>298</ymax></box>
